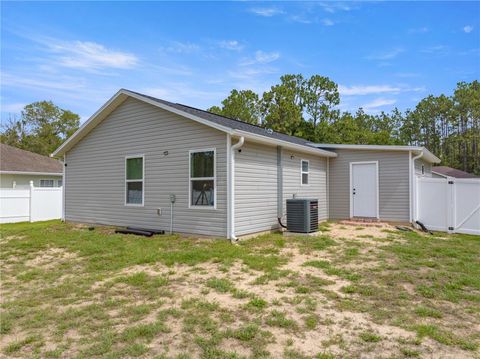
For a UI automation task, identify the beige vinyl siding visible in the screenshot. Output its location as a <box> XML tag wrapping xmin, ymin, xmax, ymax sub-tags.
<box><xmin>328</xmin><ymin>149</ymin><xmax>410</xmax><ymax>222</ymax></box>
<box><xmin>65</xmin><ymin>97</ymin><xmax>227</xmax><ymax>237</ymax></box>
<box><xmin>415</xmin><ymin>158</ymin><xmax>432</xmax><ymax>177</ymax></box>
<box><xmin>282</xmin><ymin>149</ymin><xmax>328</xmax><ymax>221</ymax></box>
<box><xmin>234</xmin><ymin>142</ymin><xmax>328</xmax><ymax>236</ymax></box>
<box><xmin>234</xmin><ymin>142</ymin><xmax>278</xmax><ymax>236</ymax></box>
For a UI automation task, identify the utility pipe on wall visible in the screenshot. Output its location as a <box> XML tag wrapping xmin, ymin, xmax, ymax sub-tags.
<box><xmin>229</xmin><ymin>136</ymin><xmax>244</xmax><ymax>241</ymax></box>
<box><xmin>277</xmin><ymin>146</ymin><xmax>283</xmax><ymax>219</ymax></box>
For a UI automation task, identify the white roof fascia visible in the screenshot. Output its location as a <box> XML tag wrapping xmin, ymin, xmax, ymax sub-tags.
<box><xmin>233</xmin><ymin>130</ymin><xmax>337</xmax><ymax>157</ymax></box>
<box><xmin>312</xmin><ymin>143</ymin><xmax>440</xmax><ymax>163</ymax></box>
<box><xmin>0</xmin><ymin>171</ymin><xmax>63</xmax><ymax>176</ymax></box>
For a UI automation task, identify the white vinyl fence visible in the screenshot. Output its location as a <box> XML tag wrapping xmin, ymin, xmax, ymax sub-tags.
<box><xmin>416</xmin><ymin>177</ymin><xmax>480</xmax><ymax>235</ymax></box>
<box><xmin>0</xmin><ymin>181</ymin><xmax>62</xmax><ymax>224</ymax></box>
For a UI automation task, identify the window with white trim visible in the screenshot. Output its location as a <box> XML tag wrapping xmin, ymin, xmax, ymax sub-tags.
<box><xmin>125</xmin><ymin>156</ymin><xmax>144</xmax><ymax>205</ymax></box>
<box><xmin>301</xmin><ymin>160</ymin><xmax>309</xmax><ymax>185</ymax></box>
<box><xmin>190</xmin><ymin>149</ymin><xmax>215</xmax><ymax>207</ymax></box>
<box><xmin>40</xmin><ymin>179</ymin><xmax>54</xmax><ymax>187</ymax></box>
<box><xmin>57</xmin><ymin>179</ymin><xmax>63</xmax><ymax>187</ymax></box>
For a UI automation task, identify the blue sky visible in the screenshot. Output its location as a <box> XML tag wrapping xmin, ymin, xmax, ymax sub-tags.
<box><xmin>1</xmin><ymin>1</ymin><xmax>479</xmax><ymax>123</ymax></box>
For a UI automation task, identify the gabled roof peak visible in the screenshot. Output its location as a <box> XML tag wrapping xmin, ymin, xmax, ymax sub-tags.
<box><xmin>53</xmin><ymin>89</ymin><xmax>337</xmax><ymax>158</ymax></box>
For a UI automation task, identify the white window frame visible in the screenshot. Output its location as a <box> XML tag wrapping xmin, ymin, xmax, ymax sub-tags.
<box><xmin>301</xmin><ymin>159</ymin><xmax>310</xmax><ymax>186</ymax></box>
<box><xmin>189</xmin><ymin>148</ymin><xmax>216</xmax><ymax>210</ymax></box>
<box><xmin>40</xmin><ymin>179</ymin><xmax>55</xmax><ymax>187</ymax></box>
<box><xmin>57</xmin><ymin>179</ymin><xmax>63</xmax><ymax>187</ymax></box>
<box><xmin>125</xmin><ymin>154</ymin><xmax>145</xmax><ymax>207</ymax></box>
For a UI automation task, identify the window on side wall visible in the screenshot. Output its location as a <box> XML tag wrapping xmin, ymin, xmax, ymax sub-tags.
<box><xmin>125</xmin><ymin>156</ymin><xmax>144</xmax><ymax>206</ymax></box>
<box><xmin>190</xmin><ymin>149</ymin><xmax>215</xmax><ymax>208</ymax></box>
<box><xmin>40</xmin><ymin>179</ymin><xmax>54</xmax><ymax>187</ymax></box>
<box><xmin>421</xmin><ymin>164</ymin><xmax>425</xmax><ymax>175</ymax></box>
<box><xmin>301</xmin><ymin>159</ymin><xmax>309</xmax><ymax>185</ymax></box>
<box><xmin>57</xmin><ymin>179</ymin><xmax>63</xmax><ymax>187</ymax></box>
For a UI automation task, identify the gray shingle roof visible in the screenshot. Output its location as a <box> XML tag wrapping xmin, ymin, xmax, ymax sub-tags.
<box><xmin>128</xmin><ymin>90</ymin><xmax>320</xmax><ymax>151</ymax></box>
<box><xmin>0</xmin><ymin>143</ymin><xmax>63</xmax><ymax>173</ymax></box>
<box><xmin>432</xmin><ymin>166</ymin><xmax>479</xmax><ymax>179</ymax></box>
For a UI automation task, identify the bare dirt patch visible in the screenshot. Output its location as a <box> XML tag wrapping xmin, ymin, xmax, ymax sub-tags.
<box><xmin>25</xmin><ymin>247</ymin><xmax>80</xmax><ymax>269</ymax></box>
<box><xmin>327</xmin><ymin>222</ymin><xmax>395</xmax><ymax>240</ymax></box>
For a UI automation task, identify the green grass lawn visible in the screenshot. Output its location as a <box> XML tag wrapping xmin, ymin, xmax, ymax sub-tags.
<box><xmin>1</xmin><ymin>220</ymin><xmax>479</xmax><ymax>358</ymax></box>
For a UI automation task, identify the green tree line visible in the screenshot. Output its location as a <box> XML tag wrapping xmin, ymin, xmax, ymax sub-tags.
<box><xmin>208</xmin><ymin>76</ymin><xmax>479</xmax><ymax>175</ymax></box>
<box><xmin>1</xmin><ymin>78</ymin><xmax>478</xmax><ymax>174</ymax></box>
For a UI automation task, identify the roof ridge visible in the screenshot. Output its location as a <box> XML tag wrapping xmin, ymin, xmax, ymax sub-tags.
<box><xmin>172</xmin><ymin>102</ymin><xmax>270</xmax><ymax>132</ymax></box>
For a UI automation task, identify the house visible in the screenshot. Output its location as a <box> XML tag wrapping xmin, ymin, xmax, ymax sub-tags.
<box><xmin>52</xmin><ymin>89</ymin><xmax>440</xmax><ymax>239</ymax></box>
<box><xmin>0</xmin><ymin>143</ymin><xmax>63</xmax><ymax>189</ymax></box>
<box><xmin>432</xmin><ymin>166</ymin><xmax>479</xmax><ymax>179</ymax></box>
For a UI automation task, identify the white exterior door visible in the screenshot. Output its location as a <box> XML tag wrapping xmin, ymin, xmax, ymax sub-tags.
<box><xmin>351</xmin><ymin>162</ymin><xmax>378</xmax><ymax>218</ymax></box>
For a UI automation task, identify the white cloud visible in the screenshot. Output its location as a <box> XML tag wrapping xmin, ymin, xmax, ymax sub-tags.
<box><xmin>1</xmin><ymin>102</ymin><xmax>26</xmax><ymax>113</ymax></box>
<box><xmin>254</xmin><ymin>50</ymin><xmax>280</xmax><ymax>64</ymax></box>
<box><xmin>48</xmin><ymin>40</ymin><xmax>138</xmax><ymax>70</ymax></box>
<box><xmin>2</xmin><ymin>72</ymin><xmax>87</xmax><ymax>91</ymax></box>
<box><xmin>161</xmin><ymin>41</ymin><xmax>200</xmax><ymax>54</ymax></box>
<box><xmin>321</xmin><ymin>18</ymin><xmax>335</xmax><ymax>26</ymax></box>
<box><xmin>239</xmin><ymin>50</ymin><xmax>280</xmax><ymax>66</ymax></box>
<box><xmin>318</xmin><ymin>2</ymin><xmax>353</xmax><ymax>13</ymax></box>
<box><xmin>248</xmin><ymin>7</ymin><xmax>284</xmax><ymax>17</ymax></box>
<box><xmin>363</xmin><ymin>98</ymin><xmax>397</xmax><ymax>111</ymax></box>
<box><xmin>218</xmin><ymin>40</ymin><xmax>244</xmax><ymax>51</ymax></box>
<box><xmin>339</xmin><ymin>85</ymin><xmax>401</xmax><ymax>96</ymax></box>
<box><xmin>421</xmin><ymin>45</ymin><xmax>449</xmax><ymax>55</ymax></box>
<box><xmin>366</xmin><ymin>48</ymin><xmax>405</xmax><ymax>60</ymax></box>
<box><xmin>228</xmin><ymin>66</ymin><xmax>278</xmax><ymax>80</ymax></box>
<box><xmin>408</xmin><ymin>27</ymin><xmax>429</xmax><ymax>34</ymax></box>
<box><xmin>463</xmin><ymin>25</ymin><xmax>474</xmax><ymax>33</ymax></box>
<box><xmin>339</xmin><ymin>84</ymin><xmax>425</xmax><ymax>96</ymax></box>
<box><xmin>290</xmin><ymin>15</ymin><xmax>313</xmax><ymax>24</ymax></box>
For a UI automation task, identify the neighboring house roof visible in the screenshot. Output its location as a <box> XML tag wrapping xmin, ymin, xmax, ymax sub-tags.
<box><xmin>313</xmin><ymin>143</ymin><xmax>441</xmax><ymax>164</ymax></box>
<box><xmin>432</xmin><ymin>166</ymin><xmax>479</xmax><ymax>179</ymax></box>
<box><xmin>0</xmin><ymin>143</ymin><xmax>63</xmax><ymax>175</ymax></box>
<box><xmin>53</xmin><ymin>89</ymin><xmax>337</xmax><ymax>158</ymax></box>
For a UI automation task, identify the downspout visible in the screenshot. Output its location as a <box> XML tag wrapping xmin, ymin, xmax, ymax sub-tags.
<box><xmin>411</xmin><ymin>151</ymin><xmax>424</xmax><ymax>224</ymax></box>
<box><xmin>277</xmin><ymin>146</ymin><xmax>287</xmax><ymax>229</ymax></box>
<box><xmin>326</xmin><ymin>157</ymin><xmax>330</xmax><ymax>220</ymax></box>
<box><xmin>62</xmin><ymin>153</ymin><xmax>66</xmax><ymax>222</ymax></box>
<box><xmin>229</xmin><ymin>136</ymin><xmax>244</xmax><ymax>242</ymax></box>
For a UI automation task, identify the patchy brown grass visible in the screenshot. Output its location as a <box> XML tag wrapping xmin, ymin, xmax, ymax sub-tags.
<box><xmin>0</xmin><ymin>220</ymin><xmax>479</xmax><ymax>358</ymax></box>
